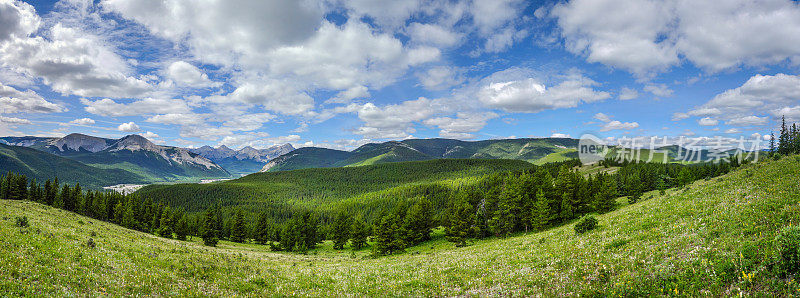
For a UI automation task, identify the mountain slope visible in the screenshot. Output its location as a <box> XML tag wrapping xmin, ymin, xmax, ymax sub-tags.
<box><xmin>2</xmin><ymin>156</ymin><xmax>798</xmax><ymax>295</ymax></box>
<box><xmin>0</xmin><ymin>143</ymin><xmax>144</xmax><ymax>189</ymax></box>
<box><xmin>262</xmin><ymin>138</ymin><xmax>579</xmax><ymax>172</ymax></box>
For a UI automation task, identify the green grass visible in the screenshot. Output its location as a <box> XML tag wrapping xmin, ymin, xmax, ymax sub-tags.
<box><xmin>2</xmin><ymin>156</ymin><xmax>800</xmax><ymax>295</ymax></box>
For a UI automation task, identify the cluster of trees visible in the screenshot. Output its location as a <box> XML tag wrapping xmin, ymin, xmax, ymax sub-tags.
<box><xmin>1</xmin><ymin>173</ymin><xmax>190</xmax><ymax>241</ymax></box>
<box><xmin>3</xmin><ymin>156</ymin><xmax>742</xmax><ymax>256</ymax></box>
<box><xmin>774</xmin><ymin>116</ymin><xmax>800</xmax><ymax>156</ymax></box>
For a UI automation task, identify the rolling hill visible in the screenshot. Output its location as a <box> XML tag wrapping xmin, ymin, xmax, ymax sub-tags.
<box><xmin>261</xmin><ymin>137</ymin><xmax>579</xmax><ymax>172</ymax></box>
<box><xmin>2</xmin><ymin>155</ymin><xmax>798</xmax><ymax>295</ymax></box>
<box><xmin>0</xmin><ymin>143</ymin><xmax>145</xmax><ymax>189</ymax></box>
<box><xmin>136</xmin><ymin>158</ymin><xmax>537</xmax><ymax>218</ymax></box>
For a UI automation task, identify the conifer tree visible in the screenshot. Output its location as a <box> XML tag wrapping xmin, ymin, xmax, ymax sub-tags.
<box><xmin>530</xmin><ymin>188</ymin><xmax>550</xmax><ymax>231</ymax></box>
<box><xmin>158</xmin><ymin>206</ymin><xmax>174</xmax><ymax>238</ymax></box>
<box><xmin>779</xmin><ymin>116</ymin><xmax>789</xmax><ymax>155</ymax></box>
<box><xmin>331</xmin><ymin>210</ymin><xmax>352</xmax><ymax>250</ymax></box>
<box><xmin>175</xmin><ymin>216</ymin><xmax>189</xmax><ymax>241</ymax></box>
<box><xmin>403</xmin><ymin>198</ymin><xmax>433</xmax><ymax>245</ymax></box>
<box><xmin>373</xmin><ymin>213</ymin><xmax>402</xmax><ymax>255</ymax></box>
<box><xmin>201</xmin><ymin>207</ymin><xmax>219</xmax><ymax>247</ymax></box>
<box><xmin>122</xmin><ymin>199</ymin><xmax>138</xmax><ymax>229</ymax></box>
<box><xmin>230</xmin><ymin>209</ymin><xmax>247</xmax><ymax>243</ymax></box>
<box><xmin>559</xmin><ymin>192</ymin><xmax>573</xmax><ymax>220</ymax></box>
<box><xmin>349</xmin><ymin>217</ymin><xmax>369</xmax><ymax>250</ymax></box>
<box><xmin>254</xmin><ymin>212</ymin><xmax>271</xmax><ymax>245</ymax></box>
<box><xmin>446</xmin><ymin>199</ymin><xmax>475</xmax><ymax>247</ymax></box>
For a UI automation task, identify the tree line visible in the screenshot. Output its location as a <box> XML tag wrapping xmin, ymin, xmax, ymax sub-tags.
<box><xmin>773</xmin><ymin>116</ymin><xmax>800</xmax><ymax>156</ymax></box>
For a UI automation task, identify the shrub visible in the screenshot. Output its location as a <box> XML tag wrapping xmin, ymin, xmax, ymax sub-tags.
<box><xmin>574</xmin><ymin>215</ymin><xmax>598</xmax><ymax>234</ymax></box>
<box><xmin>86</xmin><ymin>238</ymin><xmax>96</xmax><ymax>248</ymax></box>
<box><xmin>776</xmin><ymin>225</ymin><xmax>800</xmax><ymax>276</ymax></box>
<box><xmin>14</xmin><ymin>216</ymin><xmax>28</xmax><ymax>228</ymax></box>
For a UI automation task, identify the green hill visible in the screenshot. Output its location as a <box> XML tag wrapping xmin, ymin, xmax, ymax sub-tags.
<box><xmin>2</xmin><ymin>156</ymin><xmax>798</xmax><ymax>295</ymax></box>
<box><xmin>0</xmin><ymin>144</ymin><xmax>145</xmax><ymax>189</ymax></box>
<box><xmin>263</xmin><ymin>138</ymin><xmax>579</xmax><ymax>172</ymax></box>
<box><xmin>137</xmin><ymin>159</ymin><xmax>536</xmax><ymax>218</ymax></box>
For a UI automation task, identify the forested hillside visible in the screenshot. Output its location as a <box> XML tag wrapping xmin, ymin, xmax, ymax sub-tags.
<box><xmin>2</xmin><ymin>154</ymin><xmax>799</xmax><ymax>295</ymax></box>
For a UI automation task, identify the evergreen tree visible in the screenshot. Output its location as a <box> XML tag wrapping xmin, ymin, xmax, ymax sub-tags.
<box><xmin>44</xmin><ymin>179</ymin><xmax>55</xmax><ymax>206</ymax></box>
<box><xmin>254</xmin><ymin>212</ymin><xmax>272</xmax><ymax>245</ymax></box>
<box><xmin>489</xmin><ymin>187</ymin><xmax>518</xmax><ymax>237</ymax></box>
<box><xmin>201</xmin><ymin>207</ymin><xmax>219</xmax><ymax>247</ymax></box>
<box><xmin>446</xmin><ymin>199</ymin><xmax>475</xmax><ymax>247</ymax></box>
<box><xmin>770</xmin><ymin>130</ymin><xmax>776</xmax><ymax>157</ymax></box>
<box><xmin>559</xmin><ymin>192</ymin><xmax>573</xmax><ymax>220</ymax></box>
<box><xmin>58</xmin><ymin>184</ymin><xmax>72</xmax><ymax>210</ymax></box>
<box><xmin>779</xmin><ymin>116</ymin><xmax>789</xmax><ymax>155</ymax></box>
<box><xmin>349</xmin><ymin>217</ymin><xmax>369</xmax><ymax>250</ymax></box>
<box><xmin>157</xmin><ymin>206</ymin><xmax>174</xmax><ymax>238</ymax></box>
<box><xmin>122</xmin><ymin>199</ymin><xmax>138</xmax><ymax>229</ymax></box>
<box><xmin>593</xmin><ymin>174</ymin><xmax>617</xmax><ymax>213</ymax></box>
<box><xmin>175</xmin><ymin>216</ymin><xmax>189</xmax><ymax>241</ymax></box>
<box><xmin>373</xmin><ymin>213</ymin><xmax>405</xmax><ymax>255</ymax></box>
<box><xmin>403</xmin><ymin>198</ymin><xmax>433</xmax><ymax>245</ymax></box>
<box><xmin>230</xmin><ymin>210</ymin><xmax>247</xmax><ymax>243</ymax></box>
<box><xmin>331</xmin><ymin>210</ymin><xmax>352</xmax><ymax>250</ymax></box>
<box><xmin>530</xmin><ymin>188</ymin><xmax>550</xmax><ymax>231</ymax></box>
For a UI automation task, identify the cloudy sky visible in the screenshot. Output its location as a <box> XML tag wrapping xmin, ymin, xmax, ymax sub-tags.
<box><xmin>1</xmin><ymin>0</ymin><xmax>799</xmax><ymax>149</ymax></box>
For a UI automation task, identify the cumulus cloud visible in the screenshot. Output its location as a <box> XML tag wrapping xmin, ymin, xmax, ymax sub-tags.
<box><xmin>326</xmin><ymin>86</ymin><xmax>370</xmax><ymax>104</ymax></box>
<box><xmin>117</xmin><ymin>121</ymin><xmax>140</xmax><ymax>132</ymax></box>
<box><xmin>82</xmin><ymin>97</ymin><xmax>192</xmax><ymax>117</ymax></box>
<box><xmin>686</xmin><ymin>73</ymin><xmax>800</xmax><ymax>126</ymax></box>
<box><xmin>166</xmin><ymin>61</ymin><xmax>220</xmax><ymax>88</ymax></box>
<box><xmin>0</xmin><ymin>82</ymin><xmax>64</xmax><ymax>114</ymax></box>
<box><xmin>553</xmin><ymin>0</ymin><xmax>800</xmax><ymax>74</ymax></box>
<box><xmin>416</xmin><ymin>66</ymin><xmax>464</xmax><ymax>90</ymax></box>
<box><xmin>0</xmin><ymin>115</ymin><xmax>30</xmax><ymax>124</ymax></box>
<box><xmin>406</xmin><ymin>22</ymin><xmax>462</xmax><ymax>47</ymax></box>
<box><xmin>697</xmin><ymin>117</ymin><xmax>718</xmax><ymax>126</ymax></box>
<box><xmin>477</xmin><ymin>73</ymin><xmax>610</xmax><ymax>113</ymax></box>
<box><xmin>593</xmin><ymin>112</ymin><xmax>639</xmax><ymax>131</ymax></box>
<box><xmin>140</xmin><ymin>131</ymin><xmax>159</xmax><ymax>139</ymax></box>
<box><xmin>644</xmin><ymin>84</ymin><xmax>673</xmax><ymax>97</ymax></box>
<box><xmin>424</xmin><ymin>112</ymin><xmax>498</xmax><ymax>139</ymax></box>
<box><xmin>69</xmin><ymin>118</ymin><xmax>95</xmax><ymax>125</ymax></box>
<box><xmin>550</xmin><ymin>133</ymin><xmax>570</xmax><ymax>138</ymax></box>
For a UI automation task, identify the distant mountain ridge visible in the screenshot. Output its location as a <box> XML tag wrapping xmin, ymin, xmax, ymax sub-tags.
<box><xmin>190</xmin><ymin>143</ymin><xmax>295</xmax><ymax>175</ymax></box>
<box><xmin>0</xmin><ymin>133</ymin><xmax>229</xmax><ymax>182</ymax></box>
<box><xmin>261</xmin><ymin>138</ymin><xmax>580</xmax><ymax>172</ymax></box>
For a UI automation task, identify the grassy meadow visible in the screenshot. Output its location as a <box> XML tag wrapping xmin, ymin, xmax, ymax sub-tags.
<box><xmin>2</xmin><ymin>156</ymin><xmax>800</xmax><ymax>295</ymax></box>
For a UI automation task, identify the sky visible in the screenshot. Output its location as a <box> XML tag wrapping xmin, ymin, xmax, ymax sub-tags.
<box><xmin>1</xmin><ymin>0</ymin><xmax>799</xmax><ymax>150</ymax></box>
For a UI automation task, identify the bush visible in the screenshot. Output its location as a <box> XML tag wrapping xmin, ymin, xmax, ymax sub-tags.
<box><xmin>574</xmin><ymin>215</ymin><xmax>598</xmax><ymax>234</ymax></box>
<box><xmin>776</xmin><ymin>225</ymin><xmax>800</xmax><ymax>276</ymax></box>
<box><xmin>14</xmin><ymin>216</ymin><xmax>28</xmax><ymax>228</ymax></box>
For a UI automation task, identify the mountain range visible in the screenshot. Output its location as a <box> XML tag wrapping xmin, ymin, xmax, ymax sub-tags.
<box><xmin>261</xmin><ymin>138</ymin><xmax>580</xmax><ymax>172</ymax></box>
<box><xmin>190</xmin><ymin>144</ymin><xmax>294</xmax><ymax>176</ymax></box>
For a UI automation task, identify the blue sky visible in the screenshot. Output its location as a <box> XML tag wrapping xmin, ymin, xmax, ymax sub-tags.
<box><xmin>1</xmin><ymin>0</ymin><xmax>799</xmax><ymax>149</ymax></box>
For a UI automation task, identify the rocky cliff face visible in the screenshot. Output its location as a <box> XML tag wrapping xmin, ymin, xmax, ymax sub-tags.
<box><xmin>51</xmin><ymin>133</ymin><xmax>110</xmax><ymax>152</ymax></box>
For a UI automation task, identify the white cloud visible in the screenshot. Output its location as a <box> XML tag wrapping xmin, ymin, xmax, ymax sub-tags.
<box><xmin>146</xmin><ymin>113</ymin><xmax>206</xmax><ymax>126</ymax></box>
<box><xmin>697</xmin><ymin>117</ymin><xmax>718</xmax><ymax>126</ymax></box>
<box><xmin>82</xmin><ymin>97</ymin><xmax>192</xmax><ymax>117</ymax></box>
<box><xmin>406</xmin><ymin>22</ymin><xmax>462</xmax><ymax>47</ymax></box>
<box><xmin>726</xmin><ymin>115</ymin><xmax>768</xmax><ymax>126</ymax></box>
<box><xmin>725</xmin><ymin>128</ymin><xmax>740</xmax><ymax>134</ymax></box>
<box><xmin>140</xmin><ymin>131</ymin><xmax>159</xmax><ymax>139</ymax></box>
<box><xmin>593</xmin><ymin>112</ymin><xmax>611</xmax><ymax>122</ymax></box>
<box><xmin>326</xmin><ymin>86</ymin><xmax>370</xmax><ymax>104</ymax></box>
<box><xmin>600</xmin><ymin>120</ymin><xmax>639</xmax><ymax>132</ymax></box>
<box><xmin>423</xmin><ymin>112</ymin><xmax>498</xmax><ymax>139</ymax></box>
<box><xmin>644</xmin><ymin>84</ymin><xmax>673</xmax><ymax>97</ymax></box>
<box><xmin>550</xmin><ymin>133</ymin><xmax>570</xmax><ymax>138</ymax></box>
<box><xmin>117</xmin><ymin>121</ymin><xmax>140</xmax><ymax>132</ymax></box>
<box><xmin>553</xmin><ymin>0</ymin><xmax>800</xmax><ymax>74</ymax></box>
<box><xmin>352</xmin><ymin>97</ymin><xmax>446</xmax><ymax>139</ymax></box>
<box><xmin>618</xmin><ymin>87</ymin><xmax>638</xmax><ymax>100</ymax></box>
<box><xmin>165</xmin><ymin>61</ymin><xmax>220</xmax><ymax>88</ymax></box>
<box><xmin>69</xmin><ymin>118</ymin><xmax>95</xmax><ymax>125</ymax></box>
<box><xmin>416</xmin><ymin>66</ymin><xmax>464</xmax><ymax>90</ymax></box>
<box><xmin>0</xmin><ymin>6</ymin><xmax>154</xmax><ymax>98</ymax></box>
<box><xmin>0</xmin><ymin>115</ymin><xmax>30</xmax><ymax>124</ymax></box>
<box><xmin>471</xmin><ymin>0</ymin><xmax>524</xmax><ymax>36</ymax></box>
<box><xmin>206</xmin><ymin>81</ymin><xmax>315</xmax><ymax>116</ymax></box>
<box><xmin>477</xmin><ymin>72</ymin><xmax>610</xmax><ymax>113</ymax></box>
<box><xmin>671</xmin><ymin>112</ymin><xmax>689</xmax><ymax>121</ymax></box>
<box><xmin>687</xmin><ymin>73</ymin><xmax>800</xmax><ymax>126</ymax></box>
<box><xmin>0</xmin><ymin>82</ymin><xmax>64</xmax><ymax>114</ymax></box>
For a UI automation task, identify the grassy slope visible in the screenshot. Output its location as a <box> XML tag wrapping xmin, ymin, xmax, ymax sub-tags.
<box><xmin>2</xmin><ymin>156</ymin><xmax>800</xmax><ymax>296</ymax></box>
<box><xmin>0</xmin><ymin>144</ymin><xmax>145</xmax><ymax>189</ymax></box>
